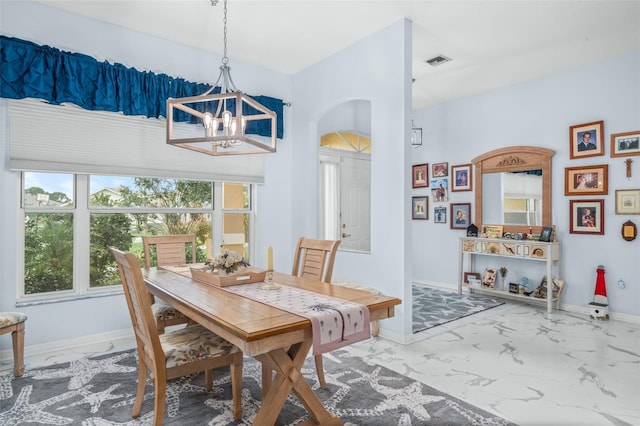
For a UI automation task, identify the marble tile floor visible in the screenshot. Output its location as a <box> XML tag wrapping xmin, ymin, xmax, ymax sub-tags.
<box><xmin>2</xmin><ymin>302</ymin><xmax>638</xmax><ymax>426</ymax></box>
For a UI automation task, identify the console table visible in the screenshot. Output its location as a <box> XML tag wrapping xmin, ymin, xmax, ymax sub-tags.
<box><xmin>458</xmin><ymin>237</ymin><xmax>561</xmax><ymax>313</ymax></box>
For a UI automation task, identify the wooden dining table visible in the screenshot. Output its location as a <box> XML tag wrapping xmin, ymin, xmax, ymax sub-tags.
<box><xmin>143</xmin><ymin>266</ymin><xmax>401</xmax><ymax>426</ymax></box>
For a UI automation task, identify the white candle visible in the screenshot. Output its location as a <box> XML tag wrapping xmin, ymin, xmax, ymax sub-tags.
<box><xmin>206</xmin><ymin>239</ymin><xmax>212</xmax><ymax>261</ymax></box>
<box><xmin>267</xmin><ymin>246</ymin><xmax>273</xmax><ymax>270</ymax></box>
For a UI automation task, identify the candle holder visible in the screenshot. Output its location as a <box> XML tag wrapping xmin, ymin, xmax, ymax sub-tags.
<box><xmin>260</xmin><ymin>270</ymin><xmax>280</xmax><ymax>290</ymax></box>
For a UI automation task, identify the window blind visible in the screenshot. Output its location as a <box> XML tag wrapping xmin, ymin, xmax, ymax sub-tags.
<box><xmin>8</xmin><ymin>99</ymin><xmax>265</xmax><ymax>183</ymax></box>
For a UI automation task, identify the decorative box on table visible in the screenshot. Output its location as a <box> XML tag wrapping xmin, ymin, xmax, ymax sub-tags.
<box><xmin>190</xmin><ymin>266</ymin><xmax>267</xmax><ymax>287</ymax></box>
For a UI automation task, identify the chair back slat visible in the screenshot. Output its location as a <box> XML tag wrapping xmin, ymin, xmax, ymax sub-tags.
<box><xmin>110</xmin><ymin>247</ymin><xmax>163</xmax><ymax>371</ymax></box>
<box><xmin>292</xmin><ymin>237</ymin><xmax>340</xmax><ymax>283</ymax></box>
<box><xmin>142</xmin><ymin>234</ymin><xmax>197</xmax><ymax>269</ymax></box>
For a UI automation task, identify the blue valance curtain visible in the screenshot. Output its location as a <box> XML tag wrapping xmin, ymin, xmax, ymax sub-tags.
<box><xmin>0</xmin><ymin>35</ymin><xmax>284</xmax><ymax>139</ymax></box>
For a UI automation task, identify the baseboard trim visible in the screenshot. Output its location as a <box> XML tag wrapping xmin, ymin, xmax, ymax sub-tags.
<box><xmin>0</xmin><ymin>328</ymin><xmax>134</xmax><ymax>363</ymax></box>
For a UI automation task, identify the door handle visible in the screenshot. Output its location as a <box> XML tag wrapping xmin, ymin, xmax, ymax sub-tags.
<box><xmin>342</xmin><ymin>232</ymin><xmax>351</xmax><ymax>238</ymax></box>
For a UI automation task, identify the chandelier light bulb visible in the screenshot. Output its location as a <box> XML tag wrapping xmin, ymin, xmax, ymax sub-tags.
<box><xmin>222</xmin><ymin>110</ymin><xmax>232</xmax><ymax>128</ymax></box>
<box><xmin>202</xmin><ymin>112</ymin><xmax>214</xmax><ymax>137</ymax></box>
<box><xmin>203</xmin><ymin>112</ymin><xmax>213</xmax><ymax>128</ymax></box>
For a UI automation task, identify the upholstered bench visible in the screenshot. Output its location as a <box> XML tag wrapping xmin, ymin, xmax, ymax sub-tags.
<box><xmin>331</xmin><ymin>282</ymin><xmax>380</xmax><ymax>336</ymax></box>
<box><xmin>0</xmin><ymin>311</ymin><xmax>28</xmax><ymax>376</ymax></box>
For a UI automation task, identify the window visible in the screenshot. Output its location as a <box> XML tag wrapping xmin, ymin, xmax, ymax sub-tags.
<box><xmin>20</xmin><ymin>172</ymin><xmax>253</xmax><ymax>300</ymax></box>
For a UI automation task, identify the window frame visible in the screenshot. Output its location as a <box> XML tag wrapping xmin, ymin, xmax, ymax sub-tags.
<box><xmin>17</xmin><ymin>172</ymin><xmax>254</xmax><ymax>304</ymax></box>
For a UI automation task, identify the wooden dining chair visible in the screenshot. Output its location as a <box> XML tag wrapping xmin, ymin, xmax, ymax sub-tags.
<box><xmin>109</xmin><ymin>247</ymin><xmax>243</xmax><ymax>425</ymax></box>
<box><xmin>0</xmin><ymin>312</ymin><xmax>27</xmax><ymax>377</ymax></box>
<box><xmin>291</xmin><ymin>237</ymin><xmax>340</xmax><ymax>389</ymax></box>
<box><xmin>291</xmin><ymin>237</ymin><xmax>340</xmax><ymax>284</ymax></box>
<box><xmin>142</xmin><ymin>234</ymin><xmax>197</xmax><ymax>333</ymax></box>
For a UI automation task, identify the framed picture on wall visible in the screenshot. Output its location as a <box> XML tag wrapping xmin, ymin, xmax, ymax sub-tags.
<box><xmin>430</xmin><ymin>177</ymin><xmax>449</xmax><ymax>202</ymax></box>
<box><xmin>434</xmin><ymin>206</ymin><xmax>447</xmax><ymax>223</ymax></box>
<box><xmin>412</xmin><ymin>196</ymin><xmax>428</xmax><ymax>220</ymax></box>
<box><xmin>432</xmin><ymin>162</ymin><xmax>448</xmax><ymax>177</ymax></box>
<box><xmin>610</xmin><ymin>130</ymin><xmax>640</xmax><ymax>157</ymax></box>
<box><xmin>564</xmin><ymin>164</ymin><xmax>608</xmax><ymax>196</ymax></box>
<box><xmin>615</xmin><ymin>189</ymin><xmax>640</xmax><ymax>214</ymax></box>
<box><xmin>569</xmin><ymin>120</ymin><xmax>604</xmax><ymax>159</ymax></box>
<box><xmin>570</xmin><ymin>199</ymin><xmax>604</xmax><ymax>235</ymax></box>
<box><xmin>450</xmin><ymin>203</ymin><xmax>471</xmax><ymax>229</ymax></box>
<box><xmin>451</xmin><ymin>163</ymin><xmax>472</xmax><ymax>192</ymax></box>
<box><xmin>412</xmin><ymin>163</ymin><xmax>428</xmax><ymax>188</ymax></box>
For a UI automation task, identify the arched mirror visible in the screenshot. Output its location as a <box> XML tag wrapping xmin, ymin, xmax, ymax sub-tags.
<box><xmin>472</xmin><ymin>146</ymin><xmax>554</xmax><ymax>234</ymax></box>
<box><xmin>318</xmin><ymin>100</ymin><xmax>371</xmax><ymax>252</ymax></box>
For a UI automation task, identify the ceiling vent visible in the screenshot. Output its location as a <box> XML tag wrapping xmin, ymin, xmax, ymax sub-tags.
<box><xmin>425</xmin><ymin>55</ymin><xmax>452</xmax><ymax>66</ymax></box>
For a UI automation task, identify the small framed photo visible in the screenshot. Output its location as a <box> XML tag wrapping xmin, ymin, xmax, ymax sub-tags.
<box><xmin>430</xmin><ymin>177</ymin><xmax>449</xmax><ymax>202</ymax></box>
<box><xmin>569</xmin><ymin>120</ymin><xmax>604</xmax><ymax>159</ymax></box>
<box><xmin>434</xmin><ymin>206</ymin><xmax>447</xmax><ymax>223</ymax></box>
<box><xmin>450</xmin><ymin>203</ymin><xmax>471</xmax><ymax>229</ymax></box>
<box><xmin>570</xmin><ymin>199</ymin><xmax>604</xmax><ymax>235</ymax></box>
<box><xmin>412</xmin><ymin>196</ymin><xmax>428</xmax><ymax>220</ymax></box>
<box><xmin>564</xmin><ymin>165</ymin><xmax>608</xmax><ymax>196</ymax></box>
<box><xmin>483</xmin><ymin>225</ymin><xmax>504</xmax><ymax>239</ymax></box>
<box><xmin>509</xmin><ymin>282</ymin><xmax>520</xmax><ymax>294</ymax></box>
<box><xmin>432</xmin><ymin>162</ymin><xmax>448</xmax><ymax>177</ymax></box>
<box><xmin>464</xmin><ymin>272</ymin><xmax>481</xmax><ymax>284</ymax></box>
<box><xmin>412</xmin><ymin>163</ymin><xmax>428</xmax><ymax>188</ymax></box>
<box><xmin>610</xmin><ymin>130</ymin><xmax>640</xmax><ymax>157</ymax></box>
<box><xmin>451</xmin><ymin>163</ymin><xmax>472</xmax><ymax>192</ymax></box>
<box><xmin>482</xmin><ymin>268</ymin><xmax>497</xmax><ymax>288</ymax></box>
<box><xmin>615</xmin><ymin>189</ymin><xmax>640</xmax><ymax>214</ymax></box>
<box><xmin>539</xmin><ymin>227</ymin><xmax>553</xmax><ymax>242</ymax></box>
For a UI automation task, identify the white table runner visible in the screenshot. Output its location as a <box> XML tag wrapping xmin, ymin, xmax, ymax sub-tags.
<box><xmin>224</xmin><ymin>282</ymin><xmax>371</xmax><ymax>355</ymax></box>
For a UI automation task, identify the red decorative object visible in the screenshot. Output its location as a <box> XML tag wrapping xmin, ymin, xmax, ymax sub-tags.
<box><xmin>594</xmin><ymin>265</ymin><xmax>607</xmax><ymax>304</ymax></box>
<box><xmin>589</xmin><ymin>265</ymin><xmax>609</xmax><ymax>320</ymax></box>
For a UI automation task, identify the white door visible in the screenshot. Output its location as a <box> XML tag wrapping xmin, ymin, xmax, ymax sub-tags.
<box><xmin>339</xmin><ymin>157</ymin><xmax>370</xmax><ymax>251</ymax></box>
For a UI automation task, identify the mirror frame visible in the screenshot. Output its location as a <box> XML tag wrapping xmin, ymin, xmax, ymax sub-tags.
<box><xmin>472</xmin><ymin>146</ymin><xmax>555</xmax><ymax>234</ymax></box>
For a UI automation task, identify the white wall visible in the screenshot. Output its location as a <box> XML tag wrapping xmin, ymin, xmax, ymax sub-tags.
<box><xmin>290</xmin><ymin>20</ymin><xmax>414</xmax><ymax>340</ymax></box>
<box><xmin>411</xmin><ymin>52</ymin><xmax>640</xmax><ymax>317</ymax></box>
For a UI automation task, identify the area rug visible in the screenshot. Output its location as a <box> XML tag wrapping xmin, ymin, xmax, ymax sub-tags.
<box><xmin>413</xmin><ymin>285</ymin><xmax>505</xmax><ymax>333</ymax></box>
<box><xmin>0</xmin><ymin>348</ymin><xmax>516</xmax><ymax>425</ymax></box>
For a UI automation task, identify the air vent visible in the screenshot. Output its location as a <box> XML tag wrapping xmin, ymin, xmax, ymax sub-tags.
<box><xmin>425</xmin><ymin>55</ymin><xmax>452</xmax><ymax>66</ymax></box>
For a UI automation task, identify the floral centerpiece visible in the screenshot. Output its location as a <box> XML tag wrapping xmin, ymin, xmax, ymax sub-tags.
<box><xmin>210</xmin><ymin>250</ymin><xmax>250</xmax><ymax>275</ymax></box>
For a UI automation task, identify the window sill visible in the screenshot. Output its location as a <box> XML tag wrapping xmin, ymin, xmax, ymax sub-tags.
<box><xmin>16</xmin><ymin>289</ymin><xmax>124</xmax><ymax>308</ymax></box>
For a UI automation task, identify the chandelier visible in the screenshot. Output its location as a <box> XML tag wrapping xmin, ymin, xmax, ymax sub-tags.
<box><xmin>166</xmin><ymin>0</ymin><xmax>277</xmax><ymax>155</ymax></box>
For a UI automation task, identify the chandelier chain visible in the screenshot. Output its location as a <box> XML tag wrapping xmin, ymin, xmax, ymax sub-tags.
<box><xmin>222</xmin><ymin>0</ymin><xmax>229</xmax><ymax>65</ymax></box>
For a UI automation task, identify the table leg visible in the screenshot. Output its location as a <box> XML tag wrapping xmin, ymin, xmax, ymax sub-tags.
<box><xmin>254</xmin><ymin>340</ymin><xmax>342</xmax><ymax>426</ymax></box>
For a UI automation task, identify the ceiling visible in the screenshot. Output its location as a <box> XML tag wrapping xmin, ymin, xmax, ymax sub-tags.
<box><xmin>35</xmin><ymin>0</ymin><xmax>640</xmax><ymax>109</ymax></box>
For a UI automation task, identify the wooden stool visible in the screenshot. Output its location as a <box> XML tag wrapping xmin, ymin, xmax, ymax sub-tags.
<box><xmin>0</xmin><ymin>312</ymin><xmax>27</xmax><ymax>376</ymax></box>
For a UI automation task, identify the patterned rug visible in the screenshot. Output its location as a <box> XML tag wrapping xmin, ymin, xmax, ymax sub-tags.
<box><xmin>413</xmin><ymin>285</ymin><xmax>505</xmax><ymax>333</ymax></box>
<box><xmin>0</xmin><ymin>348</ymin><xmax>516</xmax><ymax>425</ymax></box>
